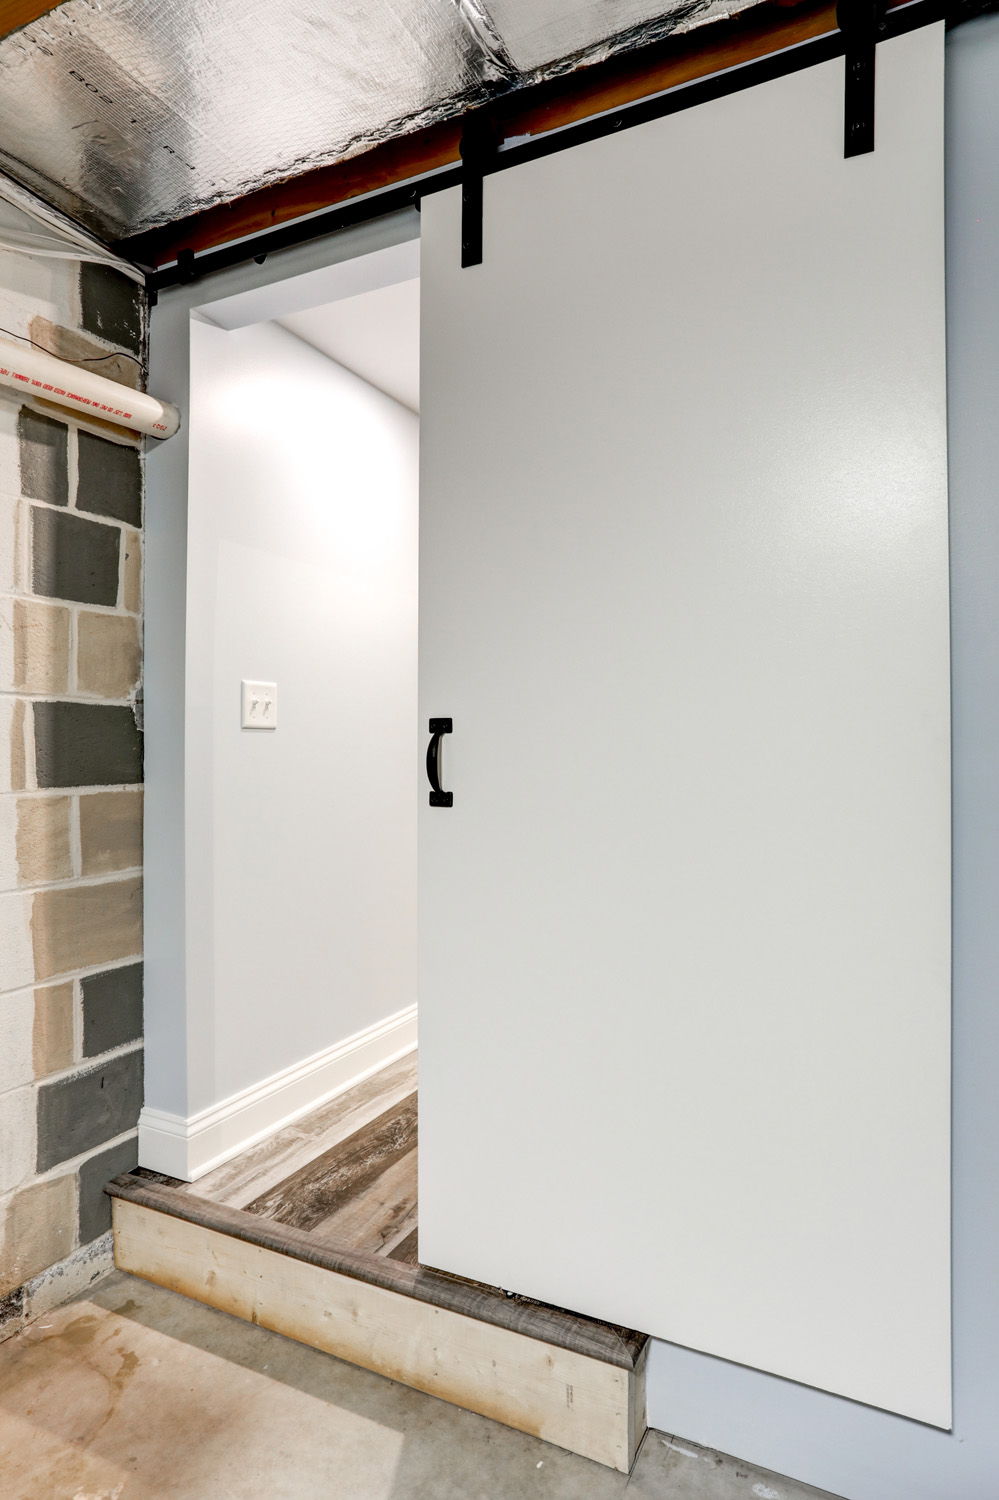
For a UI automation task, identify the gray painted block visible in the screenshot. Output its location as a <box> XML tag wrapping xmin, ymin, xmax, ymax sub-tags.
<box><xmin>36</xmin><ymin>1049</ymin><xmax>143</xmax><ymax>1173</ymax></box>
<box><xmin>79</xmin><ymin>264</ymin><xmax>143</xmax><ymax>358</ymax></box>
<box><xmin>78</xmin><ymin>1136</ymin><xmax>138</xmax><ymax>1245</ymax></box>
<box><xmin>34</xmin><ymin>702</ymin><xmax>143</xmax><ymax>788</ymax></box>
<box><xmin>18</xmin><ymin>409</ymin><xmax>68</xmax><ymax>506</ymax></box>
<box><xmin>77</xmin><ymin>432</ymin><xmax>142</xmax><ymax>528</ymax></box>
<box><xmin>32</xmin><ymin>507</ymin><xmax>120</xmax><ymax>606</ymax></box>
<box><xmin>83</xmin><ymin>962</ymin><xmax>143</xmax><ymax>1058</ymax></box>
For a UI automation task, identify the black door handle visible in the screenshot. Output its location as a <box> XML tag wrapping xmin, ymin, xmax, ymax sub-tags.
<box><xmin>427</xmin><ymin>718</ymin><xmax>453</xmax><ymax>807</ymax></box>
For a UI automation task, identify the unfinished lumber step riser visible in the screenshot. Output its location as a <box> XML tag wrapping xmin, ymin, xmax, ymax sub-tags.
<box><xmin>112</xmin><ymin>1198</ymin><xmax>646</xmax><ymax>1473</ymax></box>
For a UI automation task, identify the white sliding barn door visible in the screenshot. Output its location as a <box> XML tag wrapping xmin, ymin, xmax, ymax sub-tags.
<box><xmin>418</xmin><ymin>27</ymin><xmax>950</xmax><ymax>1426</ymax></box>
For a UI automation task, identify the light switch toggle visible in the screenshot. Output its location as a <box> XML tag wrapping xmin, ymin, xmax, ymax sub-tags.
<box><xmin>241</xmin><ymin>680</ymin><xmax>277</xmax><ymax>729</ymax></box>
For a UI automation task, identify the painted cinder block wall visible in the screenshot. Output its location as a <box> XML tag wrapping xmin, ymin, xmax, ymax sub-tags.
<box><xmin>0</xmin><ymin>251</ymin><xmax>146</xmax><ymax>1337</ymax></box>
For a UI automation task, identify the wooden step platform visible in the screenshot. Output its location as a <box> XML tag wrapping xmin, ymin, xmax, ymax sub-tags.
<box><xmin>106</xmin><ymin>1057</ymin><xmax>647</xmax><ymax>1472</ymax></box>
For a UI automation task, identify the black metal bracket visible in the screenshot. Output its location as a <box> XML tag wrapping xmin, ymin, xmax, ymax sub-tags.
<box><xmin>460</xmin><ymin>112</ymin><xmax>498</xmax><ymax>268</ymax></box>
<box><xmin>427</xmin><ymin>718</ymin><xmax>453</xmax><ymax>807</ymax></box>
<box><xmin>837</xmin><ymin>0</ymin><xmax>888</xmax><ymax>157</ymax></box>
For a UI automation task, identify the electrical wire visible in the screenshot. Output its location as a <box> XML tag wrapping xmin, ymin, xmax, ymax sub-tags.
<box><xmin>0</xmin><ymin>323</ymin><xmax>146</xmax><ymax>376</ymax></box>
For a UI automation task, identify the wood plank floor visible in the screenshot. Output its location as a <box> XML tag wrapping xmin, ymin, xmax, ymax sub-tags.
<box><xmin>155</xmin><ymin>1051</ymin><xmax>421</xmax><ymax>1264</ymax></box>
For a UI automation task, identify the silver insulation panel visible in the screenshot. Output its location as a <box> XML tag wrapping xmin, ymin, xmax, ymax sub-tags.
<box><xmin>486</xmin><ymin>0</ymin><xmax>760</xmax><ymax>74</ymax></box>
<box><xmin>0</xmin><ymin>0</ymin><xmax>762</xmax><ymax>243</ymax></box>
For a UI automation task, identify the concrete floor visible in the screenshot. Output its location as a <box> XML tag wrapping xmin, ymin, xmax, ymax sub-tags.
<box><xmin>0</xmin><ymin>1270</ymin><xmax>844</xmax><ymax>1500</ymax></box>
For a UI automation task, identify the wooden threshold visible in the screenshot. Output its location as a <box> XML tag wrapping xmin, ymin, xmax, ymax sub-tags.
<box><xmin>107</xmin><ymin>1173</ymin><xmax>648</xmax><ymax>1472</ymax></box>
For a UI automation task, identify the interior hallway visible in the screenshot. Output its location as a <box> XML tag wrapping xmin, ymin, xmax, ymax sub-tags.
<box><xmin>0</xmin><ymin>1270</ymin><xmax>842</xmax><ymax>1500</ymax></box>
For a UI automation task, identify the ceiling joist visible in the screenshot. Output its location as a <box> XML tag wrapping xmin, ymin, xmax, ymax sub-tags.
<box><xmin>0</xmin><ymin>1</ymin><xmax>57</xmax><ymax>38</ymax></box>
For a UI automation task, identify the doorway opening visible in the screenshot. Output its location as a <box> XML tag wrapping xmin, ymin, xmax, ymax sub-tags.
<box><xmin>194</xmin><ymin>271</ymin><xmax>419</xmax><ymax>1253</ymax></box>
<box><xmin>140</xmin><ymin>231</ymin><xmax>423</xmax><ymax>1259</ymax></box>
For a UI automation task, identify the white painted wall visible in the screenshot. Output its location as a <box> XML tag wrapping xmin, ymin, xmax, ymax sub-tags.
<box><xmin>278</xmin><ymin>278</ymin><xmax>421</xmax><ymax>413</ymax></box>
<box><xmin>141</xmin><ymin>312</ymin><xmax>418</xmax><ymax>1173</ymax></box>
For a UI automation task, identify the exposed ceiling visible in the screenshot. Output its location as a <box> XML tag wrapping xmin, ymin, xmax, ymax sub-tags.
<box><xmin>0</xmin><ymin>0</ymin><xmax>761</xmax><ymax>246</ymax></box>
<box><xmin>278</xmin><ymin>278</ymin><xmax>421</xmax><ymax>415</ymax></box>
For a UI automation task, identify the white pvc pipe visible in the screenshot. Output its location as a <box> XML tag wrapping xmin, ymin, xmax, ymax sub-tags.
<box><xmin>0</xmin><ymin>336</ymin><xmax>180</xmax><ymax>439</ymax></box>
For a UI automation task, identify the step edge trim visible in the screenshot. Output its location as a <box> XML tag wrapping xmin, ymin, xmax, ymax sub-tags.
<box><xmin>106</xmin><ymin>1172</ymin><xmax>648</xmax><ymax>1370</ymax></box>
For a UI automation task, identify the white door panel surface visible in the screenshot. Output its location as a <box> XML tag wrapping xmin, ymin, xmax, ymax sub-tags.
<box><xmin>418</xmin><ymin>27</ymin><xmax>950</xmax><ymax>1425</ymax></box>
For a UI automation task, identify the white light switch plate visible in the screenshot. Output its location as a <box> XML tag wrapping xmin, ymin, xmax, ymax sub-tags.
<box><xmin>241</xmin><ymin>680</ymin><xmax>277</xmax><ymax>729</ymax></box>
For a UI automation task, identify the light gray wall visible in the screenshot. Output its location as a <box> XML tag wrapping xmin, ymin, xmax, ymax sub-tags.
<box><xmin>184</xmin><ymin>317</ymin><xmax>417</xmax><ymax>1109</ymax></box>
<box><xmin>646</xmin><ymin>16</ymin><xmax>999</xmax><ymax>1498</ymax></box>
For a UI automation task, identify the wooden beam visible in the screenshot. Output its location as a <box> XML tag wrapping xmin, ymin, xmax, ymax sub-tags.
<box><xmin>120</xmin><ymin>0</ymin><xmax>837</xmax><ymax>268</ymax></box>
<box><xmin>113</xmin><ymin>1196</ymin><xmax>648</xmax><ymax>1472</ymax></box>
<box><xmin>120</xmin><ymin>118</ymin><xmax>464</xmax><ymax>268</ymax></box>
<box><xmin>0</xmin><ymin>1</ymin><xmax>59</xmax><ymax>40</ymax></box>
<box><xmin>497</xmin><ymin>0</ymin><xmax>837</xmax><ymax>141</ymax></box>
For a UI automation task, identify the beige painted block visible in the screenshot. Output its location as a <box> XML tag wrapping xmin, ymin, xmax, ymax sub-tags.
<box><xmin>15</xmin><ymin>796</ymin><xmax>72</xmax><ymax>885</ymax></box>
<box><xmin>1</xmin><ymin>697</ymin><xmax>32</xmax><ymax>794</ymax></box>
<box><xmin>28</xmin><ymin>315</ymin><xmax>144</xmax><ymax>393</ymax></box>
<box><xmin>0</xmin><ymin>888</ymin><xmax>34</xmax><ymax>993</ymax></box>
<box><xmin>77</xmin><ymin>612</ymin><xmax>141</xmax><ymax>699</ymax></box>
<box><xmin>1</xmin><ymin>794</ymin><xmax>73</xmax><ymax>891</ymax></box>
<box><xmin>15</xmin><ymin>599</ymin><xmax>71</xmax><ymax>694</ymax></box>
<box><xmin>33</xmin><ymin>981</ymin><xmax>75</xmax><ymax>1079</ymax></box>
<box><xmin>0</xmin><ymin>1087</ymin><xmax>35</xmax><ymax>1195</ymax></box>
<box><xmin>0</xmin><ymin>796</ymin><xmax>15</xmax><ymax>893</ymax></box>
<box><xmin>0</xmin><ymin>1173</ymin><xmax>76</xmax><ymax>1296</ymax></box>
<box><xmin>114</xmin><ymin>1202</ymin><xmax>645</xmax><ymax>1473</ymax></box>
<box><xmin>0</xmin><ymin>598</ymin><xmax>9</xmax><ymax>691</ymax></box>
<box><xmin>0</xmin><ymin>599</ymin><xmax>71</xmax><ymax>695</ymax></box>
<box><xmin>122</xmin><ymin>529</ymin><xmax>142</xmax><ymax>614</ymax></box>
<box><xmin>31</xmin><ymin>875</ymin><xmax>142</xmax><ymax>982</ymax></box>
<box><xmin>0</xmin><ymin>984</ymin><xmax>34</xmax><ymax>1094</ymax></box>
<box><xmin>10</xmin><ymin>700</ymin><xmax>28</xmax><ymax>792</ymax></box>
<box><xmin>79</xmin><ymin>789</ymin><xmax>142</xmax><ymax>876</ymax></box>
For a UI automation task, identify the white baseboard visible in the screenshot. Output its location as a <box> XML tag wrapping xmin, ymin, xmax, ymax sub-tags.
<box><xmin>137</xmin><ymin>1004</ymin><xmax>417</xmax><ymax>1181</ymax></box>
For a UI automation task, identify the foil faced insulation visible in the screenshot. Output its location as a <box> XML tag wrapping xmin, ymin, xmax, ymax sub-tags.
<box><xmin>485</xmin><ymin>0</ymin><xmax>761</xmax><ymax>75</ymax></box>
<box><xmin>0</xmin><ymin>0</ymin><xmax>491</xmax><ymax>240</ymax></box>
<box><xmin>0</xmin><ymin>0</ymin><xmax>763</xmax><ymax>244</ymax></box>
